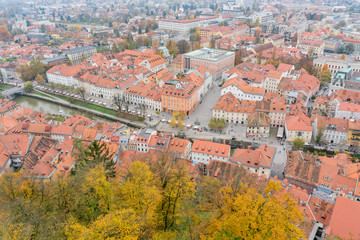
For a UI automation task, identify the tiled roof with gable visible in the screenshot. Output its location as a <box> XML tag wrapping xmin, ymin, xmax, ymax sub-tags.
<box><xmin>168</xmin><ymin>138</ymin><xmax>191</xmax><ymax>155</ymax></box>
<box><xmin>285</xmin><ymin>151</ymin><xmax>321</xmax><ymax>187</ymax></box>
<box><xmin>286</xmin><ymin>114</ymin><xmax>312</xmax><ymax>131</ymax></box>
<box><xmin>47</xmin><ymin>63</ymin><xmax>89</xmax><ymax>77</ymax></box>
<box><xmin>223</xmin><ymin>77</ymin><xmax>264</xmax><ymax>95</ymax></box>
<box><xmin>231</xmin><ymin>145</ymin><xmax>275</xmax><ymax>169</ymax></box>
<box><xmin>213</xmin><ymin>92</ymin><xmax>256</xmax><ymax>114</ymax></box>
<box><xmin>315</xmin><ymin>116</ymin><xmax>348</xmax><ymax>133</ymax></box>
<box><xmin>191</xmin><ymin>139</ymin><xmax>230</xmax><ymax>158</ymax></box>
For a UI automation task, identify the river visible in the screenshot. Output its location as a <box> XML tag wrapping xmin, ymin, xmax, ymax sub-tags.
<box><xmin>13</xmin><ymin>95</ymin><xmax>111</xmax><ymax>123</ymax></box>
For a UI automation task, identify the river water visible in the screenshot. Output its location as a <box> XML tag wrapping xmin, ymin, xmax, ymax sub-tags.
<box><xmin>13</xmin><ymin>96</ymin><xmax>111</xmax><ymax>123</ymax></box>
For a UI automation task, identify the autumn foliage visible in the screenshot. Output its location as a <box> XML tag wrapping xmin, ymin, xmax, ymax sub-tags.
<box><xmin>0</xmin><ymin>25</ymin><xmax>11</xmax><ymax>41</ymax></box>
<box><xmin>0</xmin><ymin>142</ymin><xmax>305</xmax><ymax>239</ymax></box>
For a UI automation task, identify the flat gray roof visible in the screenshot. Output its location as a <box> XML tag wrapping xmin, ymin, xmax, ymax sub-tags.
<box><xmin>183</xmin><ymin>48</ymin><xmax>235</xmax><ymax>62</ymax></box>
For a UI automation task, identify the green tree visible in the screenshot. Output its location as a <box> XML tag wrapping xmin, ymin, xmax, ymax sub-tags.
<box><xmin>209</xmin><ymin>117</ymin><xmax>226</xmax><ymax>130</ymax></box>
<box><xmin>292</xmin><ymin>138</ymin><xmax>305</xmax><ymax>150</ymax></box>
<box><xmin>316</xmin><ymin>129</ymin><xmax>324</xmax><ymax>144</ymax></box>
<box><xmin>18</xmin><ymin>60</ymin><xmax>47</xmax><ymax>81</ymax></box>
<box><xmin>176</xmin><ymin>40</ymin><xmax>190</xmax><ymax>54</ymax></box>
<box><xmin>75</xmin><ymin>140</ymin><xmax>116</xmax><ymax>179</ymax></box>
<box><xmin>24</xmin><ymin>81</ymin><xmax>33</xmax><ymax>92</ymax></box>
<box><xmin>254</xmin><ymin>17</ymin><xmax>260</xmax><ymax>27</ymax></box>
<box><xmin>344</xmin><ymin>43</ymin><xmax>355</xmax><ymax>54</ymax></box>
<box><xmin>73</xmin><ymin>166</ymin><xmax>113</xmax><ymax>224</ymax></box>
<box><xmin>166</xmin><ymin>40</ymin><xmax>177</xmax><ymax>57</ymax></box>
<box><xmin>112</xmin><ymin>43</ymin><xmax>119</xmax><ymax>53</ymax></box>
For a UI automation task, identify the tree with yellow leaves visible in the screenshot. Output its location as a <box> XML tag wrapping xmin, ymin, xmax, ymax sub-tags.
<box><xmin>36</xmin><ymin>74</ymin><xmax>45</xmax><ymax>84</ymax></box>
<box><xmin>66</xmin><ymin>209</ymin><xmax>141</xmax><ymax>240</ymax></box>
<box><xmin>0</xmin><ymin>142</ymin><xmax>306</xmax><ymax>240</ymax></box>
<box><xmin>169</xmin><ymin>116</ymin><xmax>177</xmax><ymax>127</ymax></box>
<box><xmin>0</xmin><ymin>25</ymin><xmax>11</xmax><ymax>41</ymax></box>
<box><xmin>192</xmin><ymin>41</ymin><xmax>201</xmax><ymax>50</ymax></box>
<box><xmin>149</xmin><ymin>154</ymin><xmax>196</xmax><ymax>230</ymax></box>
<box><xmin>75</xmin><ymin>25</ymin><xmax>81</xmax><ymax>31</ymax></box>
<box><xmin>201</xmin><ymin>181</ymin><xmax>304</xmax><ymax>239</ymax></box>
<box><xmin>114</xmin><ymin>161</ymin><xmax>161</xmax><ymax>237</ymax></box>
<box><xmin>74</xmin><ymin>166</ymin><xmax>113</xmax><ymax>224</ymax></box>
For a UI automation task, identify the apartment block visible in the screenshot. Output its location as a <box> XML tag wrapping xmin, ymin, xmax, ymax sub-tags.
<box><xmin>182</xmin><ymin>48</ymin><xmax>235</xmax><ymax>81</ymax></box>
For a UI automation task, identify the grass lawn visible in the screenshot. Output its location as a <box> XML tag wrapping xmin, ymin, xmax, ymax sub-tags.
<box><xmin>54</xmin><ymin>116</ymin><xmax>65</xmax><ymax>121</ymax></box>
<box><xmin>74</xmin><ymin>100</ymin><xmax>119</xmax><ymax>116</ymax></box>
<box><xmin>0</xmin><ymin>83</ymin><xmax>14</xmax><ymax>90</ymax></box>
<box><xmin>45</xmin><ymin>92</ymin><xmax>69</xmax><ymax>101</ymax></box>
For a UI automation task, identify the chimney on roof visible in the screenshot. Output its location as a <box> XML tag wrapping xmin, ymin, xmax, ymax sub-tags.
<box><xmin>248</xmin><ymin>145</ymin><xmax>251</xmax><ymax>153</ymax></box>
<box><xmin>264</xmin><ymin>145</ymin><xmax>267</xmax><ymax>151</ymax></box>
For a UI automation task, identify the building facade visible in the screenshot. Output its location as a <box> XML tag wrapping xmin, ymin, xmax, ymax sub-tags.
<box><xmin>182</xmin><ymin>48</ymin><xmax>235</xmax><ymax>81</ymax></box>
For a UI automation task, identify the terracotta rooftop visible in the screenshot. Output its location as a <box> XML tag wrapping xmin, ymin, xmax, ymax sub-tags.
<box><xmin>213</xmin><ymin>92</ymin><xmax>256</xmax><ymax>114</ymax></box>
<box><xmin>326</xmin><ymin>196</ymin><xmax>360</xmax><ymax>240</ymax></box>
<box><xmin>231</xmin><ymin>145</ymin><xmax>275</xmax><ymax>169</ymax></box>
<box><xmin>286</xmin><ymin>114</ymin><xmax>312</xmax><ymax>131</ymax></box>
<box><xmin>191</xmin><ymin>140</ymin><xmax>230</xmax><ymax>159</ymax></box>
<box><xmin>285</xmin><ymin>151</ymin><xmax>321</xmax><ymax>188</ymax></box>
<box><xmin>168</xmin><ymin>138</ymin><xmax>191</xmax><ymax>155</ymax></box>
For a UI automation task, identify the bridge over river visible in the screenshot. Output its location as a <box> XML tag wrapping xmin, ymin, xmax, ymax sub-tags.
<box><xmin>2</xmin><ymin>86</ymin><xmax>25</xmax><ymax>99</ymax></box>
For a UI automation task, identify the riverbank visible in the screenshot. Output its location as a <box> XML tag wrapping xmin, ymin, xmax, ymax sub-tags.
<box><xmin>23</xmin><ymin>92</ymin><xmax>147</xmax><ymax>129</ymax></box>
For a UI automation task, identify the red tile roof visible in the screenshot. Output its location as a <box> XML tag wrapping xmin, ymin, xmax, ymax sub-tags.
<box><xmin>231</xmin><ymin>145</ymin><xmax>275</xmax><ymax>169</ymax></box>
<box><xmin>286</xmin><ymin>114</ymin><xmax>312</xmax><ymax>131</ymax></box>
<box><xmin>326</xmin><ymin>196</ymin><xmax>360</xmax><ymax>240</ymax></box>
<box><xmin>212</xmin><ymin>92</ymin><xmax>256</xmax><ymax>113</ymax></box>
<box><xmin>168</xmin><ymin>138</ymin><xmax>191</xmax><ymax>155</ymax></box>
<box><xmin>191</xmin><ymin>140</ymin><xmax>230</xmax><ymax>159</ymax></box>
<box><xmin>277</xmin><ymin>63</ymin><xmax>294</xmax><ymax>73</ymax></box>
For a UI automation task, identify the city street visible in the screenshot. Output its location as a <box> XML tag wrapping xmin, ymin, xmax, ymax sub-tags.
<box><xmin>185</xmin><ymin>84</ymin><xmax>222</xmax><ymax>127</ymax></box>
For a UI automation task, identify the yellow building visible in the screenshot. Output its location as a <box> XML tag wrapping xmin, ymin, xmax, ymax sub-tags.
<box><xmin>285</xmin><ymin>115</ymin><xmax>313</xmax><ymax>144</ymax></box>
<box><xmin>347</xmin><ymin>120</ymin><xmax>360</xmax><ymax>147</ymax></box>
